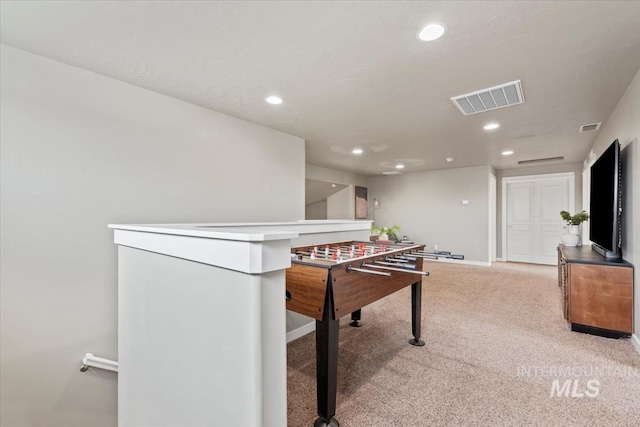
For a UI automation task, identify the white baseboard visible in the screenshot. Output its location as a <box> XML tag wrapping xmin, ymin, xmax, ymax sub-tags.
<box><xmin>632</xmin><ymin>334</ymin><xmax>640</xmax><ymax>355</ymax></box>
<box><xmin>423</xmin><ymin>257</ymin><xmax>491</xmax><ymax>267</ymax></box>
<box><xmin>286</xmin><ymin>321</ymin><xmax>315</xmax><ymax>343</ymax></box>
<box><xmin>496</xmin><ymin>257</ymin><xmax>507</xmax><ymax>262</ymax></box>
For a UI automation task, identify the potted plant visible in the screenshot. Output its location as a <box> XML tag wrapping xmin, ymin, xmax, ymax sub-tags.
<box><xmin>560</xmin><ymin>210</ymin><xmax>589</xmax><ymax>247</ymax></box>
<box><xmin>385</xmin><ymin>224</ymin><xmax>401</xmax><ymax>242</ymax></box>
<box><xmin>370</xmin><ymin>225</ymin><xmax>381</xmax><ymax>241</ymax></box>
<box><xmin>370</xmin><ymin>224</ymin><xmax>401</xmax><ymax>242</ymax></box>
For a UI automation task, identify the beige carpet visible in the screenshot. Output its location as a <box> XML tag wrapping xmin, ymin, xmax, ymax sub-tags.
<box><xmin>286</xmin><ymin>261</ymin><xmax>640</xmax><ymax>427</ymax></box>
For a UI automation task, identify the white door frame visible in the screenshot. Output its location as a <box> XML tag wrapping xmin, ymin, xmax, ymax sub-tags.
<box><xmin>489</xmin><ymin>174</ymin><xmax>497</xmax><ymax>263</ymax></box>
<box><xmin>501</xmin><ymin>172</ymin><xmax>575</xmax><ymax>262</ymax></box>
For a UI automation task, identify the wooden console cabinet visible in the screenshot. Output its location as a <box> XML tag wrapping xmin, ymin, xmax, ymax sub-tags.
<box><xmin>558</xmin><ymin>244</ymin><xmax>633</xmax><ymax>337</ymax></box>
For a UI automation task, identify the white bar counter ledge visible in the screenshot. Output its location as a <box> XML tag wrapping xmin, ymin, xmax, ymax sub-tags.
<box><xmin>109</xmin><ymin>220</ymin><xmax>371</xmax><ymax>427</ymax></box>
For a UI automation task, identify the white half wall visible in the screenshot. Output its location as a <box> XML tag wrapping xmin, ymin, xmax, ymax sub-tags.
<box><xmin>367</xmin><ymin>165</ymin><xmax>492</xmax><ymax>263</ymax></box>
<box><xmin>0</xmin><ymin>44</ymin><xmax>304</xmax><ymax>426</ymax></box>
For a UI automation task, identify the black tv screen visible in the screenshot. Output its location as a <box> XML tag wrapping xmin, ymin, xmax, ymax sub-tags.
<box><xmin>589</xmin><ymin>139</ymin><xmax>621</xmax><ymax>258</ymax></box>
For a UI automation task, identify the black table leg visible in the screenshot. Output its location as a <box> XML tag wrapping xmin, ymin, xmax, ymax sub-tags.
<box><xmin>315</xmin><ymin>284</ymin><xmax>340</xmax><ymax>427</ymax></box>
<box><xmin>349</xmin><ymin>308</ymin><xmax>362</xmax><ymax>327</ymax></box>
<box><xmin>409</xmin><ymin>281</ymin><xmax>425</xmax><ymax>346</ymax></box>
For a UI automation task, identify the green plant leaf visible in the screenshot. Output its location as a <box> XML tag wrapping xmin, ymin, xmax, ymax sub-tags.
<box><xmin>559</xmin><ymin>210</ymin><xmax>589</xmax><ymax>225</ymax></box>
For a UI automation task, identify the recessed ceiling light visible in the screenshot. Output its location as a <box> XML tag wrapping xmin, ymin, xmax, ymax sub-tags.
<box><xmin>484</xmin><ymin>123</ymin><xmax>500</xmax><ymax>130</ymax></box>
<box><xmin>446</xmin><ymin>157</ymin><xmax>454</xmax><ymax>163</ymax></box>
<box><xmin>395</xmin><ymin>164</ymin><xmax>405</xmax><ymax>169</ymax></box>
<box><xmin>418</xmin><ymin>23</ymin><xmax>446</xmax><ymax>41</ymax></box>
<box><xmin>352</xmin><ymin>148</ymin><xmax>363</xmax><ymax>155</ymax></box>
<box><xmin>502</xmin><ymin>150</ymin><xmax>514</xmax><ymax>156</ymax></box>
<box><xmin>331</xmin><ymin>184</ymin><xmax>337</xmax><ymax>188</ymax></box>
<box><xmin>265</xmin><ymin>96</ymin><xmax>283</xmax><ymax>105</ymax></box>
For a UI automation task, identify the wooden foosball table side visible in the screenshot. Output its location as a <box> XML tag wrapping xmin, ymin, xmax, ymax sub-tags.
<box><xmin>285</xmin><ymin>243</ymin><xmax>427</xmax><ymax>427</ymax></box>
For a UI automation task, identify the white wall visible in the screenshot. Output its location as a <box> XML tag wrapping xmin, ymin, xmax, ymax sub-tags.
<box><xmin>305</xmin><ymin>200</ymin><xmax>327</xmax><ymax>219</ymax></box>
<box><xmin>367</xmin><ymin>165</ymin><xmax>491</xmax><ymax>263</ymax></box>
<box><xmin>0</xmin><ymin>45</ymin><xmax>305</xmax><ymax>427</ymax></box>
<box><xmin>327</xmin><ymin>186</ymin><xmax>354</xmax><ymax>219</ymax></box>
<box><xmin>586</xmin><ymin>68</ymin><xmax>640</xmax><ymax>352</ymax></box>
<box><xmin>307</xmin><ymin>164</ymin><xmax>368</xmax><ymax>222</ymax></box>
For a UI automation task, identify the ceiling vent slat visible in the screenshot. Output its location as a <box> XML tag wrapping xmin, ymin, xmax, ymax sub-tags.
<box><xmin>579</xmin><ymin>122</ymin><xmax>601</xmax><ymax>132</ymax></box>
<box><xmin>451</xmin><ymin>80</ymin><xmax>524</xmax><ymax>115</ymax></box>
<box><xmin>491</xmin><ymin>88</ymin><xmax>508</xmax><ymax>107</ymax></box>
<box><xmin>479</xmin><ymin>92</ymin><xmax>496</xmax><ymax>109</ymax></box>
<box><xmin>457</xmin><ymin>98</ymin><xmax>475</xmax><ymax>114</ymax></box>
<box><xmin>503</xmin><ymin>84</ymin><xmax>520</xmax><ymax>104</ymax></box>
<box><xmin>468</xmin><ymin>94</ymin><xmax>486</xmax><ymax>112</ymax></box>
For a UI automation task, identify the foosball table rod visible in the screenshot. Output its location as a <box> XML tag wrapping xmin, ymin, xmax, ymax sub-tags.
<box><xmin>363</xmin><ymin>263</ymin><xmax>430</xmax><ymax>276</ymax></box>
<box><xmin>345</xmin><ymin>265</ymin><xmax>391</xmax><ymax>276</ymax></box>
<box><xmin>376</xmin><ymin>260</ymin><xmax>418</xmax><ymax>270</ymax></box>
<box><xmin>408</xmin><ymin>251</ymin><xmax>465</xmax><ymax>260</ymax></box>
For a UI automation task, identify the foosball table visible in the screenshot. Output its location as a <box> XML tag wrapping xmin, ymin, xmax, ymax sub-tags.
<box><xmin>286</xmin><ymin>240</ymin><xmax>463</xmax><ymax>427</ymax></box>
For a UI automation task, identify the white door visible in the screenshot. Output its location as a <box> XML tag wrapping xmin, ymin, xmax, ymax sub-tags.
<box><xmin>507</xmin><ymin>182</ymin><xmax>534</xmax><ymax>262</ymax></box>
<box><xmin>506</xmin><ymin>174</ymin><xmax>573</xmax><ymax>265</ymax></box>
<box><xmin>537</xmin><ymin>179</ymin><xmax>570</xmax><ymax>264</ymax></box>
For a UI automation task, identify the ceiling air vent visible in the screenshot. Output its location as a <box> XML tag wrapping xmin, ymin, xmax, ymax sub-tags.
<box><xmin>518</xmin><ymin>156</ymin><xmax>564</xmax><ymax>165</ymax></box>
<box><xmin>451</xmin><ymin>80</ymin><xmax>525</xmax><ymax>115</ymax></box>
<box><xmin>579</xmin><ymin>122</ymin><xmax>601</xmax><ymax>132</ymax></box>
<box><xmin>382</xmin><ymin>171</ymin><xmax>403</xmax><ymax>176</ymax></box>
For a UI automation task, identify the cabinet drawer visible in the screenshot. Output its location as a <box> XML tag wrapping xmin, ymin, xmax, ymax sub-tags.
<box><xmin>569</xmin><ymin>263</ymin><xmax>633</xmax><ymax>333</ymax></box>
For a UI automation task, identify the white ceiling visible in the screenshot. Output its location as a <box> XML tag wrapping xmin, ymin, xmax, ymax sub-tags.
<box><xmin>2</xmin><ymin>1</ymin><xmax>640</xmax><ymax>176</ymax></box>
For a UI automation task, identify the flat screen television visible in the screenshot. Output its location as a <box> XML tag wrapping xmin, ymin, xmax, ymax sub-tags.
<box><xmin>589</xmin><ymin>139</ymin><xmax>622</xmax><ymax>260</ymax></box>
